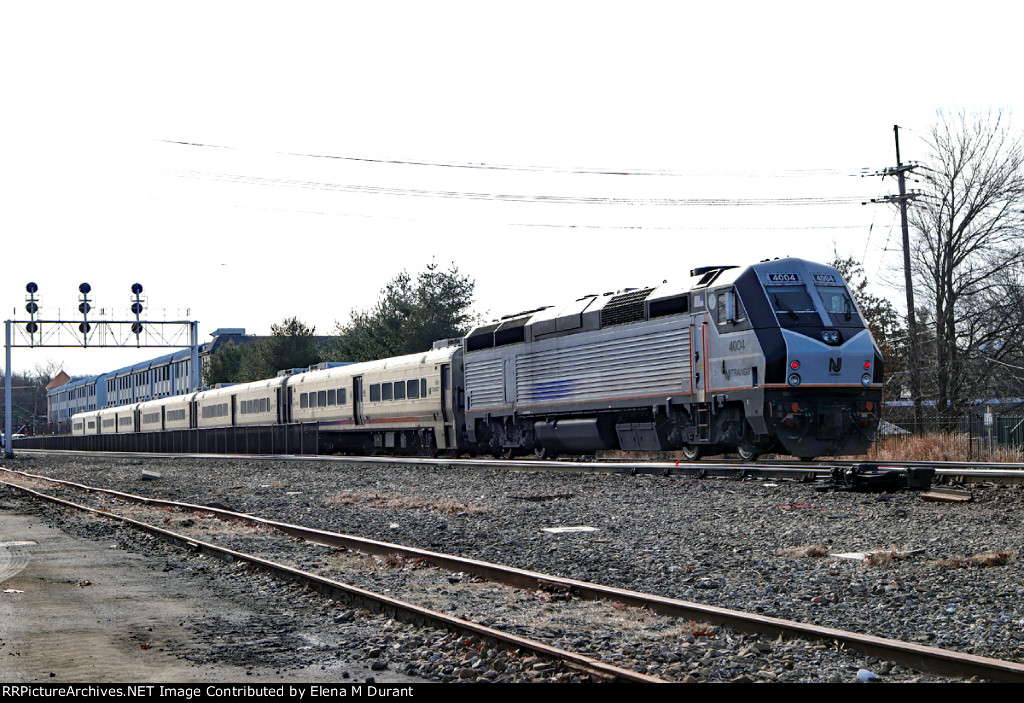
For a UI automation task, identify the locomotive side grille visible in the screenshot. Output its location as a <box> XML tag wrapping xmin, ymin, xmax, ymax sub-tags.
<box><xmin>600</xmin><ymin>288</ymin><xmax>653</xmax><ymax>328</ymax></box>
<box><xmin>515</xmin><ymin>326</ymin><xmax>690</xmax><ymax>405</ymax></box>
<box><xmin>464</xmin><ymin>358</ymin><xmax>505</xmax><ymax>410</ymax></box>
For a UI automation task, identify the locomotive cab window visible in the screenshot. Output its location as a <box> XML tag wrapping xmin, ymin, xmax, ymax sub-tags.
<box><xmin>815</xmin><ymin>284</ymin><xmax>861</xmax><ymax>327</ymax></box>
<box><xmin>715</xmin><ymin>288</ymin><xmax>747</xmax><ymax>326</ymax></box>
<box><xmin>765</xmin><ymin>284</ymin><xmax>815</xmax><ymax>318</ymax></box>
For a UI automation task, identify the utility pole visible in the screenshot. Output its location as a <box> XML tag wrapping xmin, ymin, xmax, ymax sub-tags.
<box><xmin>868</xmin><ymin>125</ymin><xmax>923</xmax><ymax>427</ymax></box>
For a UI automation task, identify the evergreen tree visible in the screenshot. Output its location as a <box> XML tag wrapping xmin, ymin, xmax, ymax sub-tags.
<box><xmin>329</xmin><ymin>262</ymin><xmax>476</xmax><ymax>362</ymax></box>
<box><xmin>236</xmin><ymin>318</ymin><xmax>320</xmax><ymax>382</ymax></box>
<box><xmin>202</xmin><ymin>340</ymin><xmax>243</xmax><ymax>386</ymax></box>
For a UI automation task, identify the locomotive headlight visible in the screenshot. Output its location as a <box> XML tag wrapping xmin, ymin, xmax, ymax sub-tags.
<box><xmin>787</xmin><ymin>373</ymin><xmax>802</xmax><ymax>387</ymax></box>
<box><xmin>821</xmin><ymin>330</ymin><xmax>839</xmax><ymax>344</ymax></box>
<box><xmin>861</xmin><ymin>373</ymin><xmax>871</xmax><ymax>387</ymax></box>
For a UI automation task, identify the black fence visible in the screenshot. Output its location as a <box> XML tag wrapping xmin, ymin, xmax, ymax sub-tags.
<box><xmin>13</xmin><ymin>423</ymin><xmax>321</xmax><ymax>456</ymax></box>
<box><xmin>874</xmin><ymin>408</ymin><xmax>1024</xmax><ymax>461</ymax></box>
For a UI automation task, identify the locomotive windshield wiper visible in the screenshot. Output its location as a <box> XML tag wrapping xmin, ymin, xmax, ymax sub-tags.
<box><xmin>843</xmin><ymin>296</ymin><xmax>852</xmax><ymax>321</ymax></box>
<box><xmin>774</xmin><ymin>295</ymin><xmax>799</xmax><ymax>321</ymax></box>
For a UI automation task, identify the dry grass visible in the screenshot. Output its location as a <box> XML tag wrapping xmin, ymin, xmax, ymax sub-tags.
<box><xmin>934</xmin><ymin>550</ymin><xmax>1014</xmax><ymax>569</ymax></box>
<box><xmin>324</xmin><ymin>491</ymin><xmax>488</xmax><ymax>515</ymax></box>
<box><xmin>866</xmin><ymin>432</ymin><xmax>1024</xmax><ymax>462</ymax></box>
<box><xmin>863</xmin><ymin>548</ymin><xmax>912</xmax><ymax>566</ymax></box>
<box><xmin>780</xmin><ymin>544</ymin><xmax>830</xmax><ymax>559</ymax></box>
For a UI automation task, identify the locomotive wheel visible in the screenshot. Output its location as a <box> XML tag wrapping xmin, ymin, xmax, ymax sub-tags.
<box><xmin>681</xmin><ymin>444</ymin><xmax>703</xmax><ymax>461</ymax></box>
<box><xmin>736</xmin><ymin>442</ymin><xmax>761</xmax><ymax>462</ymax></box>
<box><xmin>533</xmin><ymin>446</ymin><xmax>557</xmax><ymax>460</ymax></box>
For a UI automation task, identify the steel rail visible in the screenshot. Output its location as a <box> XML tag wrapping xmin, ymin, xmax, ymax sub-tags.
<box><xmin>0</xmin><ymin>476</ymin><xmax>665</xmax><ymax>684</ymax></box>
<box><xmin>13</xmin><ymin>447</ymin><xmax>1024</xmax><ymax>484</ymax></box>
<box><xmin>4</xmin><ymin>466</ymin><xmax>1024</xmax><ymax>682</ymax></box>
<box><xmin>16</xmin><ymin>446</ymin><xmax>1024</xmax><ymax>471</ymax></box>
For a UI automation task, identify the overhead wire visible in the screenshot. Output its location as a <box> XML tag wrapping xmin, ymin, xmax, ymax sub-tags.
<box><xmin>164</xmin><ymin>168</ymin><xmax>869</xmax><ymax>208</ymax></box>
<box><xmin>157</xmin><ymin>138</ymin><xmax>862</xmax><ymax>179</ymax></box>
<box><xmin>113</xmin><ymin>186</ymin><xmax>867</xmax><ymax>232</ymax></box>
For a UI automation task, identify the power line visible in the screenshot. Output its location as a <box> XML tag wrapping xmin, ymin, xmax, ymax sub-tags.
<box><xmin>156</xmin><ymin>139</ymin><xmax>862</xmax><ymax>179</ymax></box>
<box><xmin>164</xmin><ymin>168</ymin><xmax>869</xmax><ymax>207</ymax></box>
<box><xmin>109</xmin><ymin>188</ymin><xmax>868</xmax><ymax>232</ymax></box>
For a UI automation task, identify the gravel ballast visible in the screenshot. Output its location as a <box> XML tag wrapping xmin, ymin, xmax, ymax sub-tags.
<box><xmin>6</xmin><ymin>452</ymin><xmax>1024</xmax><ymax>682</ymax></box>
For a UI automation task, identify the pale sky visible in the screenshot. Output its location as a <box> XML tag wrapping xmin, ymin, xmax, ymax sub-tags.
<box><xmin>3</xmin><ymin>1</ymin><xmax>1022</xmax><ymax>375</ymax></box>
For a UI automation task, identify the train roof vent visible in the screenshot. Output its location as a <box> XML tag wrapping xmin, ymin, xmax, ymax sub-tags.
<box><xmin>465</xmin><ymin>321</ymin><xmax>500</xmax><ymax>352</ymax></box>
<box><xmin>647</xmin><ymin>294</ymin><xmax>689</xmax><ymax>319</ymax></box>
<box><xmin>494</xmin><ymin>315</ymin><xmax>530</xmax><ymax>347</ymax></box>
<box><xmin>600</xmin><ymin>287</ymin><xmax>653</xmax><ymax>328</ymax></box>
<box><xmin>690</xmin><ymin>265</ymin><xmax>738</xmax><ymax>287</ymax></box>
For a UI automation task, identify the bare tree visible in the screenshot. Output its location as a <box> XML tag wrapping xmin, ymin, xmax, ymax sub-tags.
<box><xmin>909</xmin><ymin>109</ymin><xmax>1024</xmax><ymax>424</ymax></box>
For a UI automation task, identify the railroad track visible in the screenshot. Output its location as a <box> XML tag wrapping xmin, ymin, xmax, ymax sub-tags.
<box><xmin>12</xmin><ymin>447</ymin><xmax>1024</xmax><ymax>486</ymax></box>
<box><xmin>4</xmin><ymin>465</ymin><xmax>1023</xmax><ymax>683</ymax></box>
<box><xmin>0</xmin><ymin>468</ymin><xmax>660</xmax><ymax>683</ymax></box>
